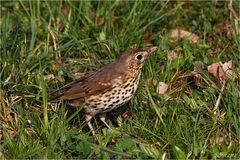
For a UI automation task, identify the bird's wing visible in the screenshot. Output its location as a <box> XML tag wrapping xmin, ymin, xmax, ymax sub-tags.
<box><xmin>61</xmin><ymin>66</ymin><xmax>120</xmax><ymax>100</ymax></box>
<box><xmin>48</xmin><ymin>72</ymin><xmax>94</xmax><ymax>95</ymax></box>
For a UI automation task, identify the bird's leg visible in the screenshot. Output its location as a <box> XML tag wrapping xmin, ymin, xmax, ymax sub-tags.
<box><xmin>85</xmin><ymin>114</ymin><xmax>95</xmax><ymax>135</ymax></box>
<box><xmin>99</xmin><ymin>113</ymin><xmax>112</xmax><ymax>130</ymax></box>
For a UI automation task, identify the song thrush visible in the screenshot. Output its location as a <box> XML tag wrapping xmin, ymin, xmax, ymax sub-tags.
<box><xmin>50</xmin><ymin>46</ymin><xmax>157</xmax><ymax>134</ymax></box>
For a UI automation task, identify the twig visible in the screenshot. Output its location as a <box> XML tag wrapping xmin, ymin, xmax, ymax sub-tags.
<box><xmin>213</xmin><ymin>80</ymin><xmax>226</xmax><ymax>115</ymax></box>
<box><xmin>228</xmin><ymin>0</ymin><xmax>240</xmax><ymax>21</ymax></box>
<box><xmin>47</xmin><ymin>26</ymin><xmax>62</xmax><ymax>62</ymax></box>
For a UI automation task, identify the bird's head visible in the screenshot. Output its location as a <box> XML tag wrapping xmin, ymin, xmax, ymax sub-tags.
<box><xmin>117</xmin><ymin>46</ymin><xmax>158</xmax><ymax>74</ymax></box>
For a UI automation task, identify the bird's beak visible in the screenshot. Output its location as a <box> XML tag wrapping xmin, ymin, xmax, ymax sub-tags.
<box><xmin>147</xmin><ymin>46</ymin><xmax>158</xmax><ymax>54</ymax></box>
<box><xmin>144</xmin><ymin>46</ymin><xmax>158</xmax><ymax>59</ymax></box>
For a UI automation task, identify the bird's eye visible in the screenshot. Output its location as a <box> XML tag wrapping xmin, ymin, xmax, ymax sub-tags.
<box><xmin>135</xmin><ymin>54</ymin><xmax>143</xmax><ymax>61</ymax></box>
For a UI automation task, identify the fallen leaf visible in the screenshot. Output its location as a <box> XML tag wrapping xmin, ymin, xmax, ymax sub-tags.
<box><xmin>144</xmin><ymin>28</ymin><xmax>153</xmax><ymax>45</ymax></box>
<box><xmin>214</xmin><ymin>18</ymin><xmax>231</xmax><ymax>37</ymax></box>
<box><xmin>122</xmin><ymin>111</ymin><xmax>129</xmax><ymax>119</ymax></box>
<box><xmin>57</xmin><ymin>75</ymin><xmax>65</xmax><ymax>82</ymax></box>
<box><xmin>96</xmin><ymin>16</ymin><xmax>103</xmax><ymax>25</ymax></box>
<box><xmin>52</xmin><ymin>63</ymin><xmax>59</xmax><ymax>71</ymax></box>
<box><xmin>111</xmin><ymin>10</ymin><xmax>118</xmax><ymax>20</ymax></box>
<box><xmin>156</xmin><ymin>82</ymin><xmax>168</xmax><ymax>94</ymax></box>
<box><xmin>61</xmin><ymin>2</ymin><xmax>70</xmax><ymax>16</ymax></box>
<box><xmin>191</xmin><ymin>71</ymin><xmax>203</xmax><ymax>87</ymax></box>
<box><xmin>90</xmin><ymin>11</ymin><xmax>104</xmax><ymax>25</ymax></box>
<box><xmin>166</xmin><ymin>50</ymin><xmax>179</xmax><ymax>60</ymax></box>
<box><xmin>0</xmin><ymin>96</ymin><xmax>20</xmax><ymax>140</ymax></box>
<box><xmin>214</xmin><ymin>17</ymin><xmax>240</xmax><ymax>37</ymax></box>
<box><xmin>44</xmin><ymin>74</ymin><xmax>55</xmax><ymax>82</ymax></box>
<box><xmin>171</xmin><ymin>29</ymin><xmax>199</xmax><ymax>43</ymax></box>
<box><xmin>207</xmin><ymin>60</ymin><xmax>232</xmax><ymax>80</ymax></box>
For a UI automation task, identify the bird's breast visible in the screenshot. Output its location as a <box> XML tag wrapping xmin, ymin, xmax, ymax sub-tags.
<box><xmin>84</xmin><ymin>72</ymin><xmax>141</xmax><ymax>116</ymax></box>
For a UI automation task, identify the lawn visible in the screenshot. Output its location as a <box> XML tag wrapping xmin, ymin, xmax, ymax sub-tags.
<box><xmin>0</xmin><ymin>1</ymin><xmax>239</xmax><ymax>159</ymax></box>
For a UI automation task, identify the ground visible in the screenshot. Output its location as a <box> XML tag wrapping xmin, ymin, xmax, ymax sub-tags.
<box><xmin>0</xmin><ymin>1</ymin><xmax>239</xmax><ymax>159</ymax></box>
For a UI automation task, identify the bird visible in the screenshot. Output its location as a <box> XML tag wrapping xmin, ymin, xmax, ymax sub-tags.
<box><xmin>49</xmin><ymin>46</ymin><xmax>158</xmax><ymax>134</ymax></box>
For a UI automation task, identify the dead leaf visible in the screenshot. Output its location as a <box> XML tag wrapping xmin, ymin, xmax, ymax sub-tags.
<box><xmin>96</xmin><ymin>17</ymin><xmax>103</xmax><ymax>25</ymax></box>
<box><xmin>57</xmin><ymin>75</ymin><xmax>65</xmax><ymax>82</ymax></box>
<box><xmin>122</xmin><ymin>111</ymin><xmax>129</xmax><ymax>119</ymax></box>
<box><xmin>52</xmin><ymin>63</ymin><xmax>59</xmax><ymax>71</ymax></box>
<box><xmin>207</xmin><ymin>60</ymin><xmax>232</xmax><ymax>80</ymax></box>
<box><xmin>61</xmin><ymin>2</ymin><xmax>70</xmax><ymax>16</ymax></box>
<box><xmin>90</xmin><ymin>11</ymin><xmax>104</xmax><ymax>25</ymax></box>
<box><xmin>214</xmin><ymin>18</ymin><xmax>231</xmax><ymax>37</ymax></box>
<box><xmin>0</xmin><ymin>96</ymin><xmax>20</xmax><ymax>140</ymax></box>
<box><xmin>156</xmin><ymin>82</ymin><xmax>168</xmax><ymax>94</ymax></box>
<box><xmin>166</xmin><ymin>50</ymin><xmax>179</xmax><ymax>60</ymax></box>
<box><xmin>144</xmin><ymin>28</ymin><xmax>153</xmax><ymax>45</ymax></box>
<box><xmin>171</xmin><ymin>29</ymin><xmax>199</xmax><ymax>43</ymax></box>
<box><xmin>214</xmin><ymin>17</ymin><xmax>240</xmax><ymax>37</ymax></box>
<box><xmin>44</xmin><ymin>74</ymin><xmax>55</xmax><ymax>82</ymax></box>
<box><xmin>191</xmin><ymin>71</ymin><xmax>203</xmax><ymax>87</ymax></box>
<box><xmin>111</xmin><ymin>10</ymin><xmax>118</xmax><ymax>20</ymax></box>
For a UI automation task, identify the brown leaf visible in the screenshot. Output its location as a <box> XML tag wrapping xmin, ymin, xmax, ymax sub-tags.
<box><xmin>214</xmin><ymin>17</ymin><xmax>240</xmax><ymax>37</ymax></box>
<box><xmin>166</xmin><ymin>50</ymin><xmax>179</xmax><ymax>60</ymax></box>
<box><xmin>207</xmin><ymin>60</ymin><xmax>233</xmax><ymax>80</ymax></box>
<box><xmin>52</xmin><ymin>63</ymin><xmax>59</xmax><ymax>71</ymax></box>
<box><xmin>171</xmin><ymin>29</ymin><xmax>199</xmax><ymax>43</ymax></box>
<box><xmin>144</xmin><ymin>28</ymin><xmax>153</xmax><ymax>45</ymax></box>
<box><xmin>61</xmin><ymin>2</ymin><xmax>70</xmax><ymax>16</ymax></box>
<box><xmin>111</xmin><ymin>10</ymin><xmax>118</xmax><ymax>20</ymax></box>
<box><xmin>122</xmin><ymin>111</ymin><xmax>129</xmax><ymax>119</ymax></box>
<box><xmin>214</xmin><ymin>18</ymin><xmax>231</xmax><ymax>37</ymax></box>
<box><xmin>156</xmin><ymin>82</ymin><xmax>168</xmax><ymax>94</ymax></box>
<box><xmin>96</xmin><ymin>16</ymin><xmax>103</xmax><ymax>25</ymax></box>
<box><xmin>57</xmin><ymin>75</ymin><xmax>65</xmax><ymax>82</ymax></box>
<box><xmin>44</xmin><ymin>74</ymin><xmax>55</xmax><ymax>82</ymax></box>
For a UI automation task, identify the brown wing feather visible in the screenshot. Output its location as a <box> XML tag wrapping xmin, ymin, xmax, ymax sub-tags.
<box><xmin>48</xmin><ymin>72</ymin><xmax>93</xmax><ymax>95</ymax></box>
<box><xmin>61</xmin><ymin>78</ymin><xmax>112</xmax><ymax>100</ymax></box>
<box><xmin>61</xmin><ymin>63</ymin><xmax>122</xmax><ymax>100</ymax></box>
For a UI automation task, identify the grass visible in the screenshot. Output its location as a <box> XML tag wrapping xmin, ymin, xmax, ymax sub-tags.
<box><xmin>0</xmin><ymin>1</ymin><xmax>239</xmax><ymax>159</ymax></box>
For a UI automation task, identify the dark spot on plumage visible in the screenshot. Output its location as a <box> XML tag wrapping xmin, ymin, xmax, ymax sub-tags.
<box><xmin>109</xmin><ymin>104</ymin><xmax>113</xmax><ymax>107</ymax></box>
<box><xmin>93</xmin><ymin>100</ymin><xmax>100</xmax><ymax>103</ymax></box>
<box><xmin>102</xmin><ymin>89</ymin><xmax>110</xmax><ymax>95</ymax></box>
<box><xmin>123</xmin><ymin>96</ymin><xmax>131</xmax><ymax>101</ymax></box>
<box><xmin>130</xmin><ymin>83</ymin><xmax>134</xmax><ymax>88</ymax></box>
<box><xmin>91</xmin><ymin>105</ymin><xmax>97</xmax><ymax>108</ymax></box>
<box><xmin>114</xmin><ymin>100</ymin><xmax>120</xmax><ymax>103</ymax></box>
<box><xmin>104</xmin><ymin>104</ymin><xmax>108</xmax><ymax>106</ymax></box>
<box><xmin>85</xmin><ymin>91</ymin><xmax>89</xmax><ymax>94</ymax></box>
<box><xmin>124</xmin><ymin>83</ymin><xmax>130</xmax><ymax>88</ymax></box>
<box><xmin>131</xmin><ymin>89</ymin><xmax>134</xmax><ymax>94</ymax></box>
<box><xmin>130</xmin><ymin>78</ymin><xmax>135</xmax><ymax>83</ymax></box>
<box><xmin>103</xmin><ymin>100</ymin><xmax>107</xmax><ymax>103</ymax></box>
<box><xmin>102</xmin><ymin>108</ymin><xmax>109</xmax><ymax>111</ymax></box>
